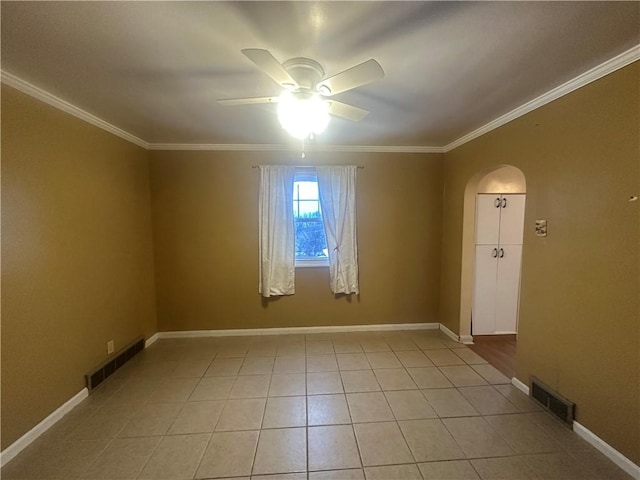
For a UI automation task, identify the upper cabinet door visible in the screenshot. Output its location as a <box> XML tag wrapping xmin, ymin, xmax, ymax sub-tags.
<box><xmin>475</xmin><ymin>194</ymin><xmax>501</xmax><ymax>245</ymax></box>
<box><xmin>498</xmin><ymin>194</ymin><xmax>526</xmax><ymax>245</ymax></box>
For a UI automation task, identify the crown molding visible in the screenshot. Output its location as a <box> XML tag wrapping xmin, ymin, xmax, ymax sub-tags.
<box><xmin>443</xmin><ymin>44</ymin><xmax>640</xmax><ymax>153</ymax></box>
<box><xmin>3</xmin><ymin>44</ymin><xmax>637</xmax><ymax>155</ymax></box>
<box><xmin>148</xmin><ymin>143</ymin><xmax>445</xmax><ymax>153</ymax></box>
<box><xmin>1</xmin><ymin>70</ymin><xmax>149</xmax><ymax>149</ymax></box>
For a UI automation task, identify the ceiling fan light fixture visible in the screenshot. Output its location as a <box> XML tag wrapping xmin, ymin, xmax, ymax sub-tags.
<box><xmin>277</xmin><ymin>91</ymin><xmax>330</xmax><ymax>139</ymax></box>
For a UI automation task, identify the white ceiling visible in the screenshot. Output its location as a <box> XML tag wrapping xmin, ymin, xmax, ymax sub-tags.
<box><xmin>2</xmin><ymin>2</ymin><xmax>638</xmax><ymax>148</ymax></box>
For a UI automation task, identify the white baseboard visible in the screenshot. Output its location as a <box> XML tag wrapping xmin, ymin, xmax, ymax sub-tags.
<box><xmin>158</xmin><ymin>322</ymin><xmax>439</xmax><ymax>339</ymax></box>
<box><xmin>144</xmin><ymin>333</ymin><xmax>159</xmax><ymax>348</ymax></box>
<box><xmin>459</xmin><ymin>335</ymin><xmax>474</xmax><ymax>345</ymax></box>
<box><xmin>573</xmin><ymin>422</ymin><xmax>640</xmax><ymax>479</ymax></box>
<box><xmin>438</xmin><ymin>324</ymin><xmax>461</xmax><ymax>343</ymax></box>
<box><xmin>0</xmin><ymin>388</ymin><xmax>88</xmax><ymax>467</ymax></box>
<box><xmin>511</xmin><ymin>376</ymin><xmax>530</xmax><ymax>395</ymax></box>
<box><xmin>510</xmin><ymin>377</ymin><xmax>639</xmax><ymax>478</ymax></box>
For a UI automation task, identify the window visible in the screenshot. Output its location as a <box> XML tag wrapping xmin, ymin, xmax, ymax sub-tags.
<box><xmin>293</xmin><ymin>168</ymin><xmax>328</xmax><ymax>267</ymax></box>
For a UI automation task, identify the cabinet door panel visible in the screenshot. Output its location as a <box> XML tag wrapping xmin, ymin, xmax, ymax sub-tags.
<box><xmin>472</xmin><ymin>245</ymin><xmax>499</xmax><ymax>335</ymax></box>
<box><xmin>498</xmin><ymin>194</ymin><xmax>526</xmax><ymax>245</ymax></box>
<box><xmin>495</xmin><ymin>245</ymin><xmax>523</xmax><ymax>334</ymax></box>
<box><xmin>475</xmin><ymin>194</ymin><xmax>501</xmax><ymax>244</ymax></box>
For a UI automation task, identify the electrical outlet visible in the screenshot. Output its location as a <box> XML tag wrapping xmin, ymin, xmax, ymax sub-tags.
<box><xmin>107</xmin><ymin>340</ymin><xmax>114</xmax><ymax>355</ymax></box>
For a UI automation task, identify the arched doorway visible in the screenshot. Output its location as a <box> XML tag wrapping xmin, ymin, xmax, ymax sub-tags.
<box><xmin>459</xmin><ymin>165</ymin><xmax>526</xmax><ymax>342</ymax></box>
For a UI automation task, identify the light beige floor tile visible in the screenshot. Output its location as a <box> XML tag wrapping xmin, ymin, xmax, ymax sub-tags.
<box><xmin>216</xmin><ymin>345</ymin><xmax>248</xmax><ymax>358</ymax></box>
<box><xmin>471</xmin><ymin>456</ymin><xmax>539</xmax><ymax>479</ymax></box>
<box><xmin>384</xmin><ymin>390</ymin><xmax>437</xmax><ymax>420</ymax></box>
<box><xmin>308</xmin><ymin>425</ymin><xmax>362</xmax><ymax>471</ymax></box>
<box><xmin>119</xmin><ymin>402</ymin><xmax>183</xmax><ymax>437</ymax></box>
<box><xmin>347</xmin><ymin>392</ymin><xmax>394</xmax><ymax>423</ymax></box>
<box><xmin>189</xmin><ymin>376</ymin><xmax>235</xmax><ymax>401</ymax></box>
<box><xmin>168</xmin><ymin>360</ymin><xmax>211</xmax><ymax>378</ymax></box>
<box><xmin>308</xmin><ymin>372</ymin><xmax>344</xmax><ymax>394</ymax></box>
<box><xmin>399</xmin><ymin>418</ymin><xmax>465</xmax><ymax>462</ymax></box>
<box><xmin>364</xmin><ymin>464</ymin><xmax>422</xmax><ymax>479</ymax></box>
<box><xmin>308</xmin><ymin>394</ymin><xmax>352</xmax><ymax>425</ymax></box>
<box><xmin>262</xmin><ymin>396</ymin><xmax>307</xmax><ymax>428</ymax></box>
<box><xmin>485</xmin><ymin>414</ymin><xmax>559</xmax><ymax>454</ymax></box>
<box><xmin>521</xmin><ymin>453</ymin><xmax>595</xmax><ymax>479</ymax></box>
<box><xmin>274</xmin><ymin>355</ymin><xmax>306</xmax><ymax>374</ymax></box>
<box><xmin>239</xmin><ymin>356</ymin><xmax>275</xmax><ymax>375</ymax></box>
<box><xmin>307</xmin><ymin>354</ymin><xmax>339</xmax><ymax>372</ymax></box>
<box><xmin>418</xmin><ymin>460</ymin><xmax>480</xmax><ymax>479</ymax></box>
<box><xmin>407</xmin><ymin>367</ymin><xmax>453</xmax><ymax>388</ymax></box>
<box><xmin>216</xmin><ymin>398</ymin><xmax>266</xmax><ymax>431</ymax></box>
<box><xmin>568</xmin><ymin>447</ymin><xmax>634</xmax><ymax>480</ymax></box>
<box><xmin>354</xmin><ymin>422</ymin><xmax>413</xmax><ymax>466</ymax></box>
<box><xmin>82</xmin><ymin>436</ymin><xmax>161</xmax><ymax>479</ymax></box>
<box><xmin>205</xmin><ymin>357</ymin><xmax>243</xmax><ymax>376</ymax></box>
<box><xmin>168</xmin><ymin>400</ymin><xmax>224</xmax><ymax>434</ymax></box>
<box><xmin>307</xmin><ymin>340</ymin><xmax>335</xmax><ymax>354</ymax></box>
<box><xmin>309</xmin><ymin>469</ymin><xmax>364</xmax><ymax>479</ymax></box>
<box><xmin>196</xmin><ymin>430</ymin><xmax>259</xmax><ymax>478</ymax></box>
<box><xmin>0</xmin><ymin>439</ymin><xmax>110</xmax><ymax>479</ymax></box>
<box><xmin>67</xmin><ymin>407</ymin><xmax>134</xmax><ymax>441</ymax></box>
<box><xmin>360</xmin><ymin>340</ymin><xmax>391</xmax><ymax>352</ymax></box>
<box><xmin>439</xmin><ymin>365</ymin><xmax>488</xmax><ymax>387</ymax></box>
<box><xmin>229</xmin><ymin>374</ymin><xmax>271</xmax><ymax>398</ymax></box>
<box><xmin>276</xmin><ymin>343</ymin><xmax>306</xmax><ymax>356</ymax></box>
<box><xmin>365</xmin><ymin>352</ymin><xmax>402</xmax><ymax>369</ymax></box>
<box><xmin>425</xmin><ymin>349</ymin><xmax>467</xmax><ymax>366</ymax></box>
<box><xmin>471</xmin><ymin>364</ymin><xmax>511</xmax><ymax>384</ymax></box>
<box><xmin>333</xmin><ymin>340</ymin><xmax>364</xmax><ymax>354</ymax></box>
<box><xmin>458</xmin><ymin>386</ymin><xmax>519</xmax><ymax>415</ymax></box>
<box><xmin>341</xmin><ymin>369</ymin><xmax>381</xmax><ymax>393</ymax></box>
<box><xmin>422</xmin><ymin>388</ymin><xmax>479</xmax><ymax>417</ymax></box>
<box><xmin>307</xmin><ymin>333</ymin><xmax>334</xmax><ymax>342</ymax></box>
<box><xmin>269</xmin><ymin>373</ymin><xmax>306</xmax><ymax>396</ymax></box>
<box><xmin>396</xmin><ymin>350</ymin><xmax>434</xmax><ymax>368</ymax></box>
<box><xmin>252</xmin><ymin>427</ymin><xmax>307</xmax><ymax>475</ymax></box>
<box><xmin>414</xmin><ymin>337</ymin><xmax>446</xmax><ymax>350</ymax></box>
<box><xmin>138</xmin><ymin>433</ymin><xmax>210</xmax><ymax>479</ymax></box>
<box><xmin>337</xmin><ymin>353</ymin><xmax>371</xmax><ymax>370</ymax></box>
<box><xmin>252</xmin><ymin>474</ymin><xmax>307</xmax><ymax>480</ymax></box>
<box><xmin>247</xmin><ymin>344</ymin><xmax>278</xmax><ymax>357</ymax></box>
<box><xmin>525</xmin><ymin>412</ymin><xmax>593</xmax><ymax>454</ymax></box>
<box><xmin>493</xmin><ymin>384</ymin><xmax>542</xmax><ymax>412</ymax></box>
<box><xmin>442</xmin><ymin>417</ymin><xmax>514</xmax><ymax>458</ymax></box>
<box><xmin>150</xmin><ymin>377</ymin><xmax>199</xmax><ymax>402</ymax></box>
<box><xmin>453</xmin><ymin>348</ymin><xmax>488</xmax><ymax>365</ymax></box>
<box><xmin>374</xmin><ymin>368</ymin><xmax>418</xmax><ymax>390</ymax></box>
<box><xmin>384</xmin><ymin>336</ymin><xmax>420</xmax><ymax>352</ymax></box>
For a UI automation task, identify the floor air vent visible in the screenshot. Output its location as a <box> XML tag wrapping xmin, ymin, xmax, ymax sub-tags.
<box><xmin>530</xmin><ymin>376</ymin><xmax>575</xmax><ymax>426</ymax></box>
<box><xmin>86</xmin><ymin>336</ymin><xmax>144</xmax><ymax>392</ymax></box>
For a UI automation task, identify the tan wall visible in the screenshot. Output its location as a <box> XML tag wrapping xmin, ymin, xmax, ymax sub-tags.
<box><xmin>440</xmin><ymin>63</ymin><xmax>639</xmax><ymax>463</ymax></box>
<box><xmin>1</xmin><ymin>85</ymin><xmax>157</xmax><ymax>449</ymax></box>
<box><xmin>149</xmin><ymin>150</ymin><xmax>443</xmax><ymax>331</ymax></box>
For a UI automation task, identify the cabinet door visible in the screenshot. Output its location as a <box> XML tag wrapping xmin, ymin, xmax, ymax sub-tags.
<box><xmin>472</xmin><ymin>245</ymin><xmax>499</xmax><ymax>335</ymax></box>
<box><xmin>498</xmin><ymin>194</ymin><xmax>525</xmax><ymax>245</ymax></box>
<box><xmin>475</xmin><ymin>194</ymin><xmax>501</xmax><ymax>245</ymax></box>
<box><xmin>494</xmin><ymin>245</ymin><xmax>523</xmax><ymax>334</ymax></box>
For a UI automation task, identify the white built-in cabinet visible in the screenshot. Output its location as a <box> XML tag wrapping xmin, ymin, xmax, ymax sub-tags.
<box><xmin>472</xmin><ymin>194</ymin><xmax>525</xmax><ymax>335</ymax></box>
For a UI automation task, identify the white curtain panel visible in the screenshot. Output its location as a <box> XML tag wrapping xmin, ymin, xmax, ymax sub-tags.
<box><xmin>316</xmin><ymin>165</ymin><xmax>359</xmax><ymax>294</ymax></box>
<box><xmin>258</xmin><ymin>165</ymin><xmax>296</xmax><ymax>297</ymax></box>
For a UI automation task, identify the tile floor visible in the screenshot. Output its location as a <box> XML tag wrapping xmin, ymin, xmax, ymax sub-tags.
<box><xmin>1</xmin><ymin>329</ymin><xmax>632</xmax><ymax>479</ymax></box>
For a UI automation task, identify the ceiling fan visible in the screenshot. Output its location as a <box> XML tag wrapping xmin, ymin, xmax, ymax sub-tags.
<box><xmin>217</xmin><ymin>49</ymin><xmax>384</xmax><ymax>138</ymax></box>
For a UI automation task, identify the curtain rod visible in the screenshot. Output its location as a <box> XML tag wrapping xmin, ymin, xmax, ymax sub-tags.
<box><xmin>252</xmin><ymin>165</ymin><xmax>364</xmax><ymax>169</ymax></box>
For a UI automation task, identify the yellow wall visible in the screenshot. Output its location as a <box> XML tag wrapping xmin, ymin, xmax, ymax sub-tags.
<box><xmin>440</xmin><ymin>63</ymin><xmax>639</xmax><ymax>463</ymax></box>
<box><xmin>149</xmin><ymin>150</ymin><xmax>443</xmax><ymax>331</ymax></box>
<box><xmin>1</xmin><ymin>86</ymin><xmax>157</xmax><ymax>449</ymax></box>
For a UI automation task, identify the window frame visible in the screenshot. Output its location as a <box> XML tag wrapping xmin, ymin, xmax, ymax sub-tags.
<box><xmin>293</xmin><ymin>167</ymin><xmax>329</xmax><ymax>268</ymax></box>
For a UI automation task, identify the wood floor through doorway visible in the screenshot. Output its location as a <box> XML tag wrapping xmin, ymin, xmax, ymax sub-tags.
<box><xmin>467</xmin><ymin>334</ymin><xmax>516</xmax><ymax>379</ymax></box>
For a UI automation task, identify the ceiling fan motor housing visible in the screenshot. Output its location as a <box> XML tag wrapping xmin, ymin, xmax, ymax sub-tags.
<box><xmin>282</xmin><ymin>57</ymin><xmax>325</xmax><ymax>92</ymax></box>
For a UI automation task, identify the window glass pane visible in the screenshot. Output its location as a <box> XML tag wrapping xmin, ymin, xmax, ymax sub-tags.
<box><xmin>293</xmin><ymin>171</ymin><xmax>327</xmax><ymax>260</ymax></box>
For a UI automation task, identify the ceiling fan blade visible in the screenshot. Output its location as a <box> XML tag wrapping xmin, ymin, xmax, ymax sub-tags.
<box><xmin>327</xmin><ymin>100</ymin><xmax>369</xmax><ymax>122</ymax></box>
<box><xmin>318</xmin><ymin>59</ymin><xmax>384</xmax><ymax>95</ymax></box>
<box><xmin>241</xmin><ymin>49</ymin><xmax>298</xmax><ymax>88</ymax></box>
<box><xmin>217</xmin><ymin>96</ymin><xmax>280</xmax><ymax>106</ymax></box>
